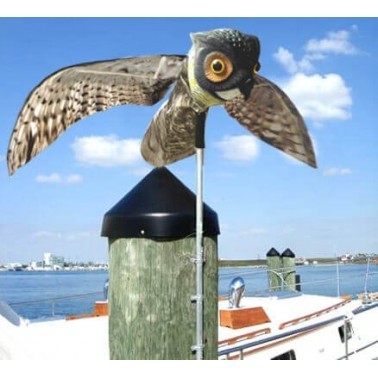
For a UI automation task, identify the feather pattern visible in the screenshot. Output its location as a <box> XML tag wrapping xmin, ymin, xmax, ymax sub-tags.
<box><xmin>223</xmin><ymin>74</ymin><xmax>317</xmax><ymax>168</ymax></box>
<box><xmin>7</xmin><ymin>55</ymin><xmax>185</xmax><ymax>175</ymax></box>
<box><xmin>7</xmin><ymin>29</ymin><xmax>317</xmax><ymax>175</ymax></box>
<box><xmin>141</xmin><ymin>60</ymin><xmax>207</xmax><ymax>166</ymax></box>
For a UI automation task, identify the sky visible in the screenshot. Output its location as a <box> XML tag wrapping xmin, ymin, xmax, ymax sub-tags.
<box><xmin>0</xmin><ymin>16</ymin><xmax>377</xmax><ymax>264</ymax></box>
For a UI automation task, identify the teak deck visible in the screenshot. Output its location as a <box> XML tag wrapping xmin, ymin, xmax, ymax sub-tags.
<box><xmin>220</xmin><ymin>307</ymin><xmax>271</xmax><ymax>329</ymax></box>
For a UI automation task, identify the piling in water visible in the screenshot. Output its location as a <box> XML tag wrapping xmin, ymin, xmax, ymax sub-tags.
<box><xmin>282</xmin><ymin>248</ymin><xmax>296</xmax><ymax>291</ymax></box>
<box><xmin>266</xmin><ymin>248</ymin><xmax>281</xmax><ymax>291</ymax></box>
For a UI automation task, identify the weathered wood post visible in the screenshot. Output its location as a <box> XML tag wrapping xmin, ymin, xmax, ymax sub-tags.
<box><xmin>101</xmin><ymin>167</ymin><xmax>219</xmax><ymax>360</ymax></box>
<box><xmin>266</xmin><ymin>248</ymin><xmax>281</xmax><ymax>291</ymax></box>
<box><xmin>282</xmin><ymin>248</ymin><xmax>296</xmax><ymax>291</ymax></box>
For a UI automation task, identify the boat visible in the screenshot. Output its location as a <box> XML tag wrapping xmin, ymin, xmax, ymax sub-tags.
<box><xmin>0</xmin><ymin>266</ymin><xmax>377</xmax><ymax>360</ymax></box>
<box><xmin>218</xmin><ymin>289</ymin><xmax>378</xmax><ymax>360</ymax></box>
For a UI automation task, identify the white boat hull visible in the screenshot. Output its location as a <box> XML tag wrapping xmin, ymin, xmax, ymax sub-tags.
<box><xmin>1</xmin><ymin>293</ymin><xmax>377</xmax><ymax>360</ymax></box>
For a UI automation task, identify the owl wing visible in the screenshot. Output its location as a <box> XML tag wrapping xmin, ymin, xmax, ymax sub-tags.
<box><xmin>141</xmin><ymin>60</ymin><xmax>207</xmax><ymax>167</ymax></box>
<box><xmin>7</xmin><ymin>55</ymin><xmax>185</xmax><ymax>175</ymax></box>
<box><xmin>223</xmin><ymin>74</ymin><xmax>317</xmax><ymax>168</ymax></box>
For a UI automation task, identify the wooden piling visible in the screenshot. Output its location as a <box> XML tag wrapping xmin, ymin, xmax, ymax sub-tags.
<box><xmin>101</xmin><ymin>167</ymin><xmax>219</xmax><ymax>360</ymax></box>
<box><xmin>282</xmin><ymin>248</ymin><xmax>296</xmax><ymax>291</ymax></box>
<box><xmin>266</xmin><ymin>248</ymin><xmax>281</xmax><ymax>291</ymax></box>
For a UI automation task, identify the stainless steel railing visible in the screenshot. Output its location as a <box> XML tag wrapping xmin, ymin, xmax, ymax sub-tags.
<box><xmin>9</xmin><ymin>291</ymin><xmax>103</xmax><ymax>317</ymax></box>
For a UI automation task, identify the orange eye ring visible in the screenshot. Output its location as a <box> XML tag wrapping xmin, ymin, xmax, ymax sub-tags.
<box><xmin>204</xmin><ymin>53</ymin><xmax>233</xmax><ymax>83</ymax></box>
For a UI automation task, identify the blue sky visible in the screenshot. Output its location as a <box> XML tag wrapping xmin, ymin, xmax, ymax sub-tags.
<box><xmin>0</xmin><ymin>17</ymin><xmax>377</xmax><ymax>264</ymax></box>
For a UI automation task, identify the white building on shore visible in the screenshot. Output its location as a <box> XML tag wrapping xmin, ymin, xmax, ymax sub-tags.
<box><xmin>43</xmin><ymin>253</ymin><xmax>65</xmax><ymax>270</ymax></box>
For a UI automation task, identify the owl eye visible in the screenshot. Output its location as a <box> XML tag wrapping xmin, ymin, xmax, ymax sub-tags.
<box><xmin>253</xmin><ymin>62</ymin><xmax>261</xmax><ymax>74</ymax></box>
<box><xmin>211</xmin><ymin>59</ymin><xmax>225</xmax><ymax>74</ymax></box>
<box><xmin>204</xmin><ymin>53</ymin><xmax>233</xmax><ymax>83</ymax></box>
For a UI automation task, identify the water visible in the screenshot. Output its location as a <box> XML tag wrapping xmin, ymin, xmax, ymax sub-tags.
<box><xmin>219</xmin><ymin>263</ymin><xmax>378</xmax><ymax>297</ymax></box>
<box><xmin>0</xmin><ymin>263</ymin><xmax>377</xmax><ymax>319</ymax></box>
<box><xmin>0</xmin><ymin>270</ymin><xmax>107</xmax><ymax>319</ymax></box>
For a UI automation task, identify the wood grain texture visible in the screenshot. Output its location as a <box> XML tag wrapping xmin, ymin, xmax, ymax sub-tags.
<box><xmin>267</xmin><ymin>255</ymin><xmax>282</xmax><ymax>291</ymax></box>
<box><xmin>220</xmin><ymin>307</ymin><xmax>271</xmax><ymax>329</ymax></box>
<box><xmin>282</xmin><ymin>256</ymin><xmax>296</xmax><ymax>291</ymax></box>
<box><xmin>108</xmin><ymin>236</ymin><xmax>218</xmax><ymax>360</ymax></box>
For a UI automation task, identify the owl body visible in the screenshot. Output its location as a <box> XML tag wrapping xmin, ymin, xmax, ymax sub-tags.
<box><xmin>7</xmin><ymin>28</ymin><xmax>317</xmax><ymax>175</ymax></box>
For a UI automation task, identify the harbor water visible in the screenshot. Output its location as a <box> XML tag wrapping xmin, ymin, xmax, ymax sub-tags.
<box><xmin>0</xmin><ymin>263</ymin><xmax>377</xmax><ymax>319</ymax></box>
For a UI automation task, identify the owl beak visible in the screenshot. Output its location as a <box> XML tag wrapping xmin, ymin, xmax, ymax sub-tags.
<box><xmin>239</xmin><ymin>78</ymin><xmax>254</xmax><ymax>101</ymax></box>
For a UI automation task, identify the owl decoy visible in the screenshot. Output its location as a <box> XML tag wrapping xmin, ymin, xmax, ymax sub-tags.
<box><xmin>7</xmin><ymin>28</ymin><xmax>317</xmax><ymax>175</ymax></box>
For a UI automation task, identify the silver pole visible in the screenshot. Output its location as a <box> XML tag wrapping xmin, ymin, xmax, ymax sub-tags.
<box><xmin>336</xmin><ymin>256</ymin><xmax>340</xmax><ymax>297</ymax></box>
<box><xmin>364</xmin><ymin>257</ymin><xmax>370</xmax><ymax>294</ymax></box>
<box><xmin>344</xmin><ymin>318</ymin><xmax>349</xmax><ymax>360</ymax></box>
<box><xmin>194</xmin><ymin>146</ymin><xmax>204</xmax><ymax>360</ymax></box>
<box><xmin>192</xmin><ymin>113</ymin><xmax>206</xmax><ymax>360</ymax></box>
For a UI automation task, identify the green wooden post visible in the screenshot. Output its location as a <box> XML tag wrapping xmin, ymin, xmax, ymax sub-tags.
<box><xmin>282</xmin><ymin>248</ymin><xmax>296</xmax><ymax>291</ymax></box>
<box><xmin>101</xmin><ymin>167</ymin><xmax>219</xmax><ymax>360</ymax></box>
<box><xmin>266</xmin><ymin>248</ymin><xmax>281</xmax><ymax>291</ymax></box>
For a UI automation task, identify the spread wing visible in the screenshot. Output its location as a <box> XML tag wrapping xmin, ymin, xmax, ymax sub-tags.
<box><xmin>7</xmin><ymin>55</ymin><xmax>185</xmax><ymax>175</ymax></box>
<box><xmin>141</xmin><ymin>60</ymin><xmax>207</xmax><ymax>167</ymax></box>
<box><xmin>223</xmin><ymin>75</ymin><xmax>317</xmax><ymax>168</ymax></box>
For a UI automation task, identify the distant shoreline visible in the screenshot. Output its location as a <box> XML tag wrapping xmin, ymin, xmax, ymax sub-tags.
<box><xmin>218</xmin><ymin>257</ymin><xmax>374</xmax><ymax>268</ymax></box>
<box><xmin>1</xmin><ymin>257</ymin><xmax>375</xmax><ymax>272</ymax></box>
<box><xmin>0</xmin><ymin>266</ymin><xmax>108</xmax><ymax>272</ymax></box>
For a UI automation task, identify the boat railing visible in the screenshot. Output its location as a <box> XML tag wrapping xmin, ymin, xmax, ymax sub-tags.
<box><xmin>8</xmin><ymin>291</ymin><xmax>104</xmax><ymax>318</ymax></box>
<box><xmin>219</xmin><ymin>261</ymin><xmax>378</xmax><ymax>299</ymax></box>
<box><xmin>218</xmin><ymin>314</ymin><xmax>346</xmax><ymax>359</ymax></box>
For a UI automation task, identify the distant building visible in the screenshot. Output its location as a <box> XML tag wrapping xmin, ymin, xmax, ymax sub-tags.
<box><xmin>43</xmin><ymin>252</ymin><xmax>64</xmax><ymax>269</ymax></box>
<box><xmin>30</xmin><ymin>261</ymin><xmax>44</xmax><ymax>270</ymax></box>
<box><xmin>5</xmin><ymin>262</ymin><xmax>23</xmax><ymax>271</ymax></box>
<box><xmin>295</xmin><ymin>257</ymin><xmax>307</xmax><ymax>266</ymax></box>
<box><xmin>340</xmin><ymin>254</ymin><xmax>353</xmax><ymax>263</ymax></box>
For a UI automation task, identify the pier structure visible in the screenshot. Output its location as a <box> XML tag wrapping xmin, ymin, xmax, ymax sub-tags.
<box><xmin>101</xmin><ymin>167</ymin><xmax>219</xmax><ymax>359</ymax></box>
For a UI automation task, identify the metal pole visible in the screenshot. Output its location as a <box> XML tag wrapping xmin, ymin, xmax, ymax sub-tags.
<box><xmin>364</xmin><ymin>257</ymin><xmax>370</xmax><ymax>294</ymax></box>
<box><xmin>192</xmin><ymin>112</ymin><xmax>206</xmax><ymax>360</ymax></box>
<box><xmin>336</xmin><ymin>256</ymin><xmax>340</xmax><ymax>297</ymax></box>
<box><xmin>194</xmin><ymin>147</ymin><xmax>204</xmax><ymax>360</ymax></box>
<box><xmin>344</xmin><ymin>318</ymin><xmax>349</xmax><ymax>360</ymax></box>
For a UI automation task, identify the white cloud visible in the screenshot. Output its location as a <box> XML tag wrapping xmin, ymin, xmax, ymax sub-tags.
<box><xmin>273</xmin><ymin>47</ymin><xmax>316</xmax><ymax>74</ymax></box>
<box><xmin>323</xmin><ymin>167</ymin><xmax>353</xmax><ymax>176</ymax></box>
<box><xmin>65</xmin><ymin>231</ymin><xmax>93</xmax><ymax>241</ymax></box>
<box><xmin>64</xmin><ymin>174</ymin><xmax>83</xmax><ymax>184</ymax></box>
<box><xmin>215</xmin><ymin>135</ymin><xmax>259</xmax><ymax>162</ymax></box>
<box><xmin>273</xmin><ymin>47</ymin><xmax>300</xmax><ymax>74</ymax></box>
<box><xmin>35</xmin><ymin>173</ymin><xmax>61</xmax><ymax>183</ymax></box>
<box><xmin>32</xmin><ymin>230</ymin><xmax>95</xmax><ymax>241</ymax></box>
<box><xmin>32</xmin><ymin>231</ymin><xmax>63</xmax><ymax>239</ymax></box>
<box><xmin>274</xmin><ymin>28</ymin><xmax>358</xmax><ymax>76</ymax></box>
<box><xmin>305</xmin><ymin>30</ymin><xmax>358</xmax><ymax>55</ymax></box>
<box><xmin>35</xmin><ymin>173</ymin><xmax>83</xmax><ymax>184</ymax></box>
<box><xmin>281</xmin><ymin>73</ymin><xmax>352</xmax><ymax>121</ymax></box>
<box><xmin>71</xmin><ymin>134</ymin><xmax>142</xmax><ymax>167</ymax></box>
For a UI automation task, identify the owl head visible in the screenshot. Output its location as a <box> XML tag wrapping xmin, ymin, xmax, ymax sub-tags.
<box><xmin>188</xmin><ymin>28</ymin><xmax>261</xmax><ymax>105</ymax></box>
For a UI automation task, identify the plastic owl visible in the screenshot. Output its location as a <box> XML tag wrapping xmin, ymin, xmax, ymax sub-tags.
<box><xmin>7</xmin><ymin>28</ymin><xmax>316</xmax><ymax>175</ymax></box>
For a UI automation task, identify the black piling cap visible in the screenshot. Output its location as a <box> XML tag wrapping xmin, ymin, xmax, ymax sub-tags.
<box><xmin>282</xmin><ymin>248</ymin><xmax>295</xmax><ymax>258</ymax></box>
<box><xmin>266</xmin><ymin>247</ymin><xmax>280</xmax><ymax>257</ymax></box>
<box><xmin>101</xmin><ymin>167</ymin><xmax>220</xmax><ymax>239</ymax></box>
